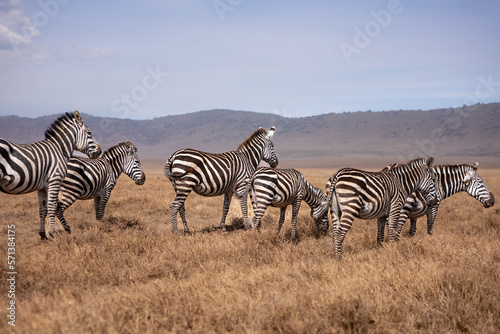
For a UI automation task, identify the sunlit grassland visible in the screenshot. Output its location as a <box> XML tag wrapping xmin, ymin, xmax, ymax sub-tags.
<box><xmin>0</xmin><ymin>164</ymin><xmax>499</xmax><ymax>333</ymax></box>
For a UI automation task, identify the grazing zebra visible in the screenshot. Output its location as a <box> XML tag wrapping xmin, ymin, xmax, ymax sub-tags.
<box><xmin>249</xmin><ymin>167</ymin><xmax>329</xmax><ymax>242</ymax></box>
<box><xmin>0</xmin><ymin>111</ymin><xmax>101</xmax><ymax>239</ymax></box>
<box><xmin>56</xmin><ymin>141</ymin><xmax>146</xmax><ymax>233</ymax></box>
<box><xmin>323</xmin><ymin>157</ymin><xmax>435</xmax><ymax>260</ymax></box>
<box><xmin>164</xmin><ymin>127</ymin><xmax>278</xmax><ymax>233</ymax></box>
<box><xmin>384</xmin><ymin>162</ymin><xmax>494</xmax><ymax>237</ymax></box>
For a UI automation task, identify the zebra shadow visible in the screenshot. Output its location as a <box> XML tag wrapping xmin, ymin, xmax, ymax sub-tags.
<box><xmin>200</xmin><ymin>217</ymin><xmax>247</xmax><ymax>234</ymax></box>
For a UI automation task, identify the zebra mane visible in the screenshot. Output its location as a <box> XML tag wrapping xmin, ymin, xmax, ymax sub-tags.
<box><xmin>103</xmin><ymin>141</ymin><xmax>137</xmax><ymax>159</ymax></box>
<box><xmin>439</xmin><ymin>163</ymin><xmax>477</xmax><ymax>171</ymax></box>
<box><xmin>237</xmin><ymin>128</ymin><xmax>268</xmax><ymax>151</ymax></box>
<box><xmin>44</xmin><ymin>112</ymin><xmax>75</xmax><ymax>140</ymax></box>
<box><xmin>387</xmin><ymin>158</ymin><xmax>426</xmax><ymax>172</ymax></box>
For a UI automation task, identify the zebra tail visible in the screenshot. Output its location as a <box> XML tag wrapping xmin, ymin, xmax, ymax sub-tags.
<box><xmin>163</xmin><ymin>157</ymin><xmax>194</xmax><ymax>180</ymax></box>
<box><xmin>327</xmin><ymin>176</ymin><xmax>341</xmax><ymax>222</ymax></box>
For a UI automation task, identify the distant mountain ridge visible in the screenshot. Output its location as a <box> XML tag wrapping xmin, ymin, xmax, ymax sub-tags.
<box><xmin>1</xmin><ymin>103</ymin><xmax>499</xmax><ymax>167</ymax></box>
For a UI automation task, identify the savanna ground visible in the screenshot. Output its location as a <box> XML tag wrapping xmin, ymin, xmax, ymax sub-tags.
<box><xmin>0</xmin><ymin>160</ymin><xmax>499</xmax><ymax>333</ymax></box>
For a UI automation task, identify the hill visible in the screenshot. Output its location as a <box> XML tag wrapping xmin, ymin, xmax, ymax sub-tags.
<box><xmin>1</xmin><ymin>103</ymin><xmax>499</xmax><ymax>168</ymax></box>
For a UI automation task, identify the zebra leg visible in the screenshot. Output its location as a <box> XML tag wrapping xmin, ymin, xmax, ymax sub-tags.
<box><xmin>426</xmin><ymin>206</ymin><xmax>439</xmax><ymax>235</ymax></box>
<box><xmin>94</xmin><ymin>196</ymin><xmax>101</xmax><ymax>219</ymax></box>
<box><xmin>290</xmin><ymin>199</ymin><xmax>302</xmax><ymax>243</ymax></box>
<box><xmin>395</xmin><ymin>210</ymin><xmax>411</xmax><ymax>239</ymax></box>
<box><xmin>409</xmin><ymin>218</ymin><xmax>417</xmax><ymax>237</ymax></box>
<box><xmin>277</xmin><ymin>207</ymin><xmax>287</xmax><ymax>234</ymax></box>
<box><xmin>179</xmin><ymin>204</ymin><xmax>189</xmax><ymax>233</ymax></box>
<box><xmin>171</xmin><ymin>195</ymin><xmax>189</xmax><ymax>234</ymax></box>
<box><xmin>46</xmin><ymin>179</ymin><xmax>62</xmax><ymax>238</ymax></box>
<box><xmin>96</xmin><ymin>192</ymin><xmax>111</xmax><ymax>220</ymax></box>
<box><xmin>252</xmin><ymin>202</ymin><xmax>269</xmax><ymax>230</ymax></box>
<box><xmin>56</xmin><ymin>200</ymin><xmax>71</xmax><ymax>234</ymax></box>
<box><xmin>376</xmin><ymin>218</ymin><xmax>386</xmax><ymax>247</ymax></box>
<box><xmin>37</xmin><ymin>190</ymin><xmax>48</xmax><ymax>240</ymax></box>
<box><xmin>57</xmin><ymin>190</ymin><xmax>80</xmax><ymax>234</ymax></box>
<box><xmin>220</xmin><ymin>192</ymin><xmax>233</xmax><ymax>230</ymax></box>
<box><xmin>387</xmin><ymin>205</ymin><xmax>403</xmax><ymax>242</ymax></box>
<box><xmin>333</xmin><ymin>217</ymin><xmax>352</xmax><ymax>261</ymax></box>
<box><xmin>235</xmin><ymin>183</ymin><xmax>252</xmax><ymax>230</ymax></box>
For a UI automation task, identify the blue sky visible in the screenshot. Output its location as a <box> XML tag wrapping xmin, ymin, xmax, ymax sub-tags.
<box><xmin>0</xmin><ymin>0</ymin><xmax>499</xmax><ymax>119</ymax></box>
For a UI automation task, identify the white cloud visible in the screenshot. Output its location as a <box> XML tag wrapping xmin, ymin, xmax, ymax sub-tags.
<box><xmin>0</xmin><ymin>0</ymin><xmax>40</xmax><ymax>51</ymax></box>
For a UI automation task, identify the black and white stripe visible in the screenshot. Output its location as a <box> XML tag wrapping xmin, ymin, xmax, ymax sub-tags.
<box><xmin>0</xmin><ymin>111</ymin><xmax>101</xmax><ymax>239</ymax></box>
<box><xmin>249</xmin><ymin>167</ymin><xmax>329</xmax><ymax>242</ymax></box>
<box><xmin>390</xmin><ymin>162</ymin><xmax>494</xmax><ymax>236</ymax></box>
<box><xmin>324</xmin><ymin>158</ymin><xmax>435</xmax><ymax>260</ymax></box>
<box><xmin>164</xmin><ymin>127</ymin><xmax>278</xmax><ymax>233</ymax></box>
<box><xmin>56</xmin><ymin>141</ymin><xmax>146</xmax><ymax>232</ymax></box>
<box><xmin>379</xmin><ymin>162</ymin><xmax>438</xmax><ymax>240</ymax></box>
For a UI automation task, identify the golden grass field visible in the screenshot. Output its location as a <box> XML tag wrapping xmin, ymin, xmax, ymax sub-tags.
<box><xmin>0</xmin><ymin>161</ymin><xmax>499</xmax><ymax>333</ymax></box>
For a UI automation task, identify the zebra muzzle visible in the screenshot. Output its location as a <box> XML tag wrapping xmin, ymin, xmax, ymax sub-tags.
<box><xmin>88</xmin><ymin>145</ymin><xmax>102</xmax><ymax>159</ymax></box>
<box><xmin>135</xmin><ymin>172</ymin><xmax>146</xmax><ymax>185</ymax></box>
<box><xmin>483</xmin><ymin>193</ymin><xmax>495</xmax><ymax>208</ymax></box>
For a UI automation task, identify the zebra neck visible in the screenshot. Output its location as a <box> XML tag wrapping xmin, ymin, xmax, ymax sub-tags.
<box><xmin>436</xmin><ymin>166</ymin><xmax>467</xmax><ymax>200</ymax></box>
<box><xmin>237</xmin><ymin>139</ymin><xmax>264</xmax><ymax>171</ymax></box>
<box><xmin>302</xmin><ymin>179</ymin><xmax>322</xmax><ymax>208</ymax></box>
<box><xmin>393</xmin><ymin>167</ymin><xmax>422</xmax><ymax>198</ymax></box>
<box><xmin>45</xmin><ymin>128</ymin><xmax>75</xmax><ymax>160</ymax></box>
<box><xmin>104</xmin><ymin>152</ymin><xmax>126</xmax><ymax>181</ymax></box>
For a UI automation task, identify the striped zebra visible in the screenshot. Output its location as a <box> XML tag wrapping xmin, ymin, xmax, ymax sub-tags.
<box><xmin>164</xmin><ymin>127</ymin><xmax>278</xmax><ymax>233</ymax></box>
<box><xmin>0</xmin><ymin>111</ymin><xmax>101</xmax><ymax>239</ymax></box>
<box><xmin>324</xmin><ymin>157</ymin><xmax>435</xmax><ymax>260</ymax></box>
<box><xmin>56</xmin><ymin>141</ymin><xmax>146</xmax><ymax>233</ymax></box>
<box><xmin>378</xmin><ymin>162</ymin><xmax>438</xmax><ymax>241</ymax></box>
<box><xmin>385</xmin><ymin>162</ymin><xmax>494</xmax><ymax>237</ymax></box>
<box><xmin>249</xmin><ymin>167</ymin><xmax>329</xmax><ymax>242</ymax></box>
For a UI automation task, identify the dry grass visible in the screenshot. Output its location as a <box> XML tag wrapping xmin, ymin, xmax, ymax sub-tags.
<box><xmin>0</xmin><ymin>165</ymin><xmax>499</xmax><ymax>333</ymax></box>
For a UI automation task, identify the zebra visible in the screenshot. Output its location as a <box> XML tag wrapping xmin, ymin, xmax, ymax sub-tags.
<box><xmin>56</xmin><ymin>141</ymin><xmax>146</xmax><ymax>233</ymax></box>
<box><xmin>0</xmin><ymin>110</ymin><xmax>101</xmax><ymax>239</ymax></box>
<box><xmin>249</xmin><ymin>167</ymin><xmax>329</xmax><ymax>242</ymax></box>
<box><xmin>383</xmin><ymin>162</ymin><xmax>494</xmax><ymax>237</ymax></box>
<box><xmin>164</xmin><ymin>127</ymin><xmax>278</xmax><ymax>233</ymax></box>
<box><xmin>378</xmin><ymin>161</ymin><xmax>438</xmax><ymax>241</ymax></box>
<box><xmin>323</xmin><ymin>157</ymin><xmax>436</xmax><ymax>260</ymax></box>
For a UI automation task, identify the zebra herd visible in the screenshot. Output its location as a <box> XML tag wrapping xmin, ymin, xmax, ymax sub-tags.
<box><xmin>0</xmin><ymin>112</ymin><xmax>495</xmax><ymax>260</ymax></box>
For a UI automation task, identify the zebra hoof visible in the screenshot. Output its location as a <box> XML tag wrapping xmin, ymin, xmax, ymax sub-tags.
<box><xmin>183</xmin><ymin>229</ymin><xmax>192</xmax><ymax>235</ymax></box>
<box><xmin>64</xmin><ymin>227</ymin><xmax>71</xmax><ymax>234</ymax></box>
<box><xmin>39</xmin><ymin>232</ymin><xmax>48</xmax><ymax>240</ymax></box>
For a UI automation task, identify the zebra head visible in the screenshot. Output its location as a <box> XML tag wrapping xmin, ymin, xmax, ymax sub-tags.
<box><xmin>312</xmin><ymin>196</ymin><xmax>329</xmax><ymax>232</ymax></box>
<box><xmin>419</xmin><ymin>166</ymin><xmax>438</xmax><ymax>207</ymax></box>
<box><xmin>263</xmin><ymin>127</ymin><xmax>279</xmax><ymax>168</ymax></box>
<box><xmin>73</xmin><ymin>110</ymin><xmax>101</xmax><ymax>159</ymax></box>
<box><xmin>462</xmin><ymin>162</ymin><xmax>494</xmax><ymax>208</ymax></box>
<box><xmin>415</xmin><ymin>157</ymin><xmax>438</xmax><ymax>206</ymax></box>
<box><xmin>123</xmin><ymin>141</ymin><xmax>146</xmax><ymax>185</ymax></box>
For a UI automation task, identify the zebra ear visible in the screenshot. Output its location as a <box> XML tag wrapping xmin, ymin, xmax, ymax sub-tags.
<box><xmin>125</xmin><ymin>141</ymin><xmax>135</xmax><ymax>153</ymax></box>
<box><xmin>73</xmin><ymin>110</ymin><xmax>83</xmax><ymax>125</ymax></box>
<box><xmin>472</xmin><ymin>162</ymin><xmax>479</xmax><ymax>170</ymax></box>
<box><xmin>426</xmin><ymin>157</ymin><xmax>434</xmax><ymax>167</ymax></box>
<box><xmin>463</xmin><ymin>172</ymin><xmax>473</xmax><ymax>185</ymax></box>
<box><xmin>266</xmin><ymin>127</ymin><xmax>276</xmax><ymax>139</ymax></box>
